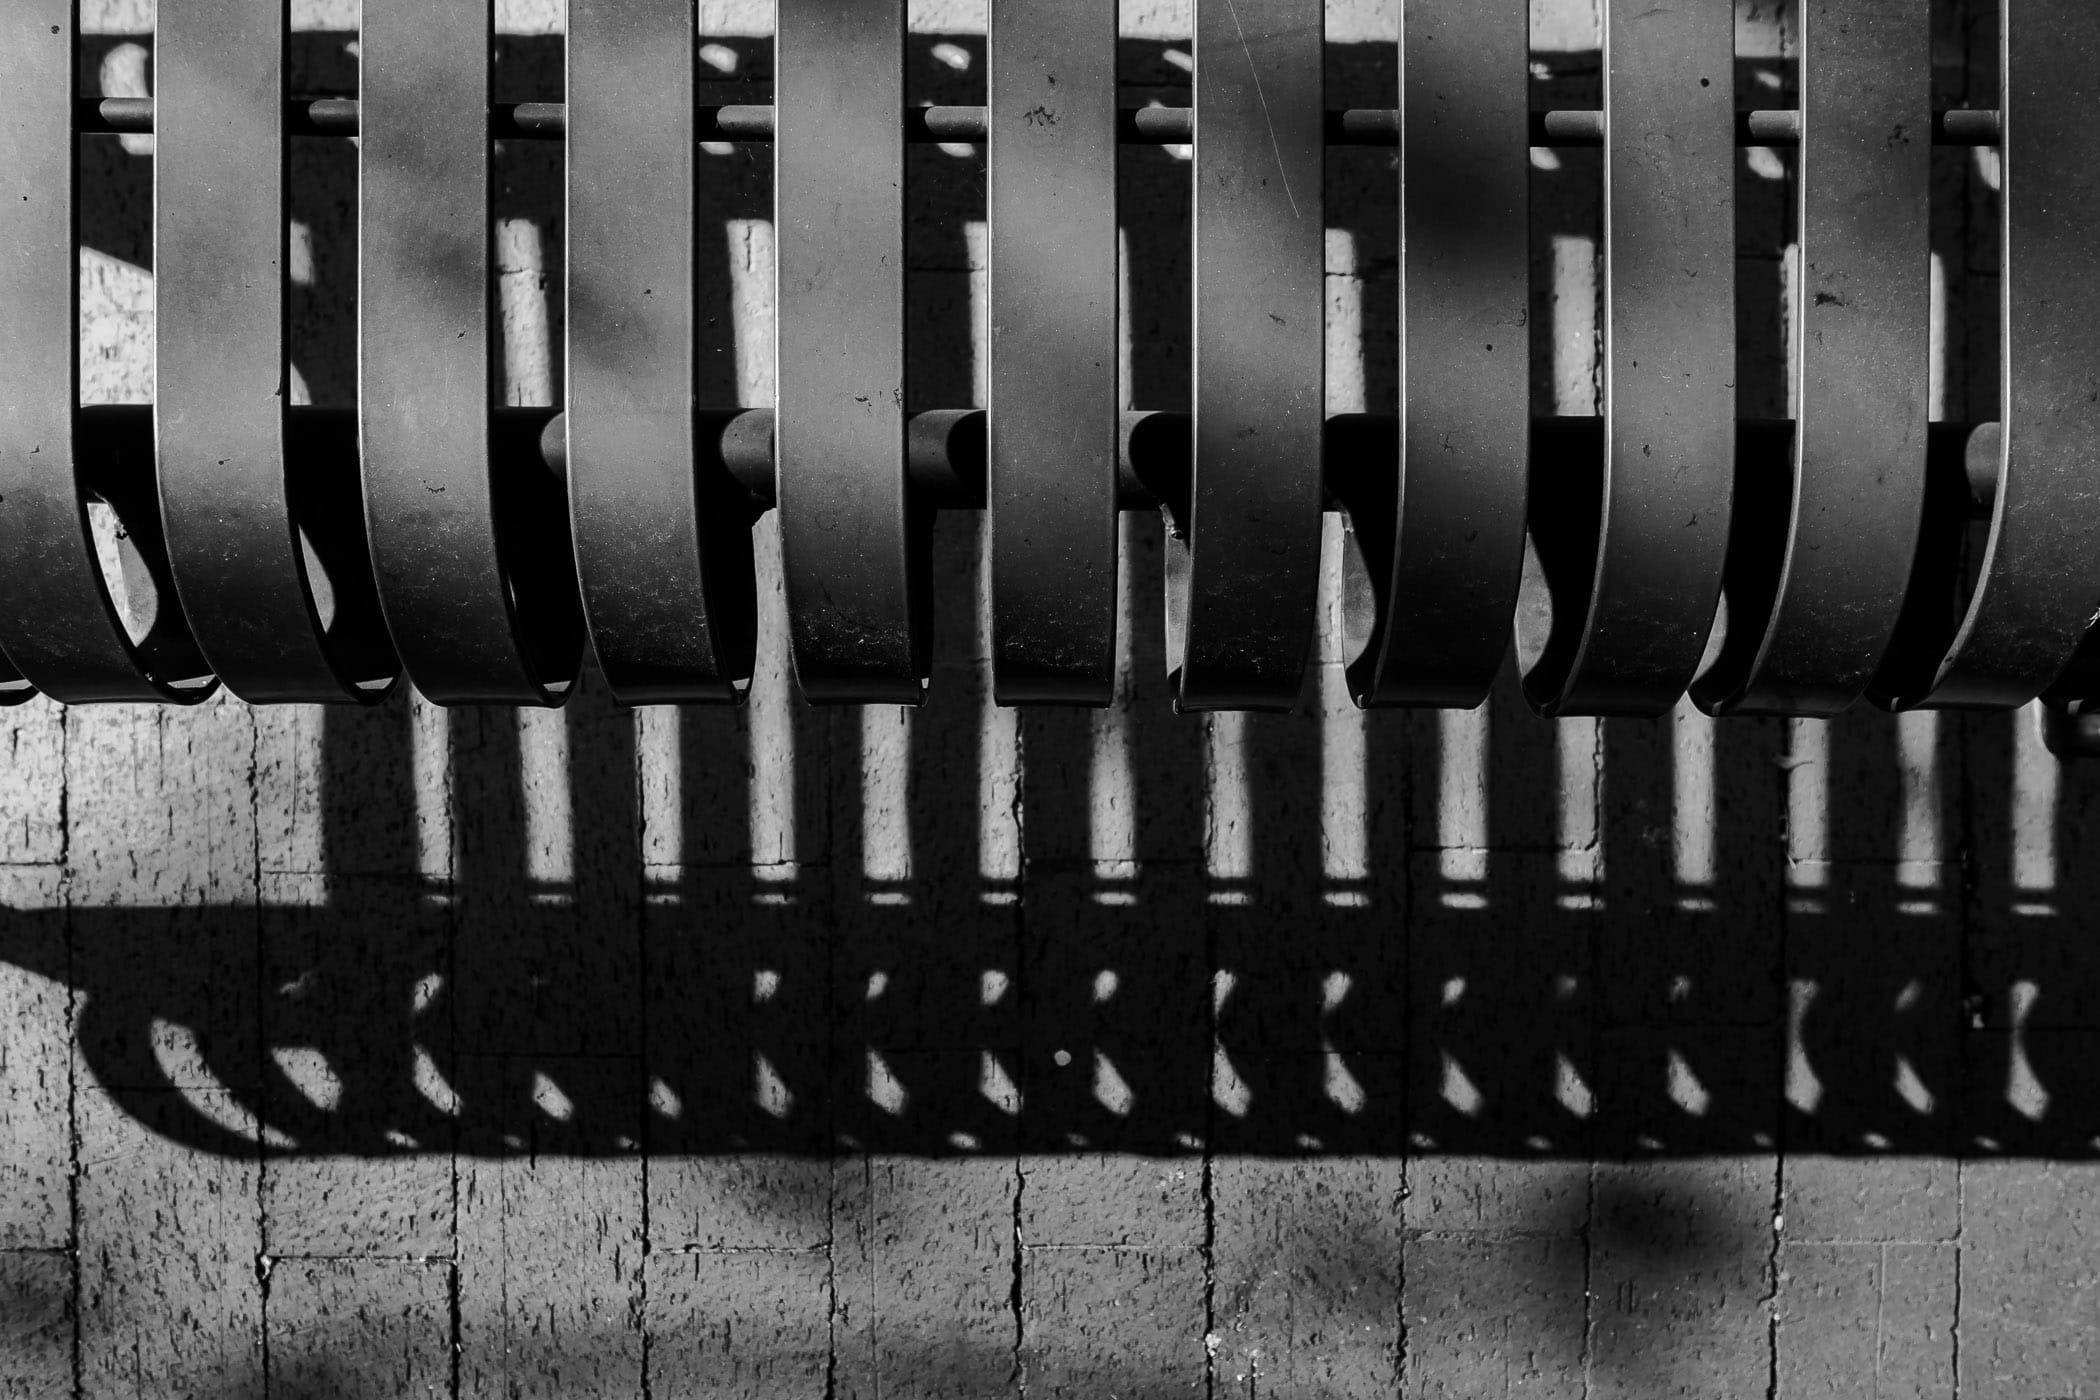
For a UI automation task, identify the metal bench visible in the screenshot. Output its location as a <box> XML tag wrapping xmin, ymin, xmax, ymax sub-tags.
<box><xmin>4</xmin><ymin>1</ymin><xmax>2095</xmax><ymax>746</ymax></box>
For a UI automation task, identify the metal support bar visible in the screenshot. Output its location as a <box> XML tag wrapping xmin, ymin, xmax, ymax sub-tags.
<box><xmin>76</xmin><ymin>97</ymin><xmax>2006</xmax><ymax>147</ymax></box>
<box><xmin>78</xmin><ymin>407</ymin><xmax>1996</xmax><ymax>518</ymax></box>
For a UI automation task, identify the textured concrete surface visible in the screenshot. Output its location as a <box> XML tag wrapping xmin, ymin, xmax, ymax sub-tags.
<box><xmin>6</xmin><ymin>0</ymin><xmax>2097</xmax><ymax>1396</ymax></box>
<box><xmin>17</xmin><ymin>579</ymin><xmax>2100</xmax><ymax>1398</ymax></box>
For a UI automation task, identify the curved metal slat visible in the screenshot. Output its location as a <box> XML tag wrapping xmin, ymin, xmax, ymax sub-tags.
<box><xmin>1346</xmin><ymin>0</ymin><xmax>1528</xmax><ymax>709</ymax></box>
<box><xmin>1696</xmin><ymin>0</ymin><xmax>1931</xmax><ymax>717</ymax></box>
<box><xmin>1522</xmin><ymin>0</ymin><xmax>1735</xmax><ymax>717</ymax></box>
<box><xmin>1175</xmin><ymin>0</ymin><xmax>1325</xmax><ymax>712</ymax></box>
<box><xmin>157</xmin><ymin>0</ymin><xmax>392</xmax><ymax>703</ymax></box>
<box><xmin>987</xmin><ymin>0</ymin><xmax>1120</xmax><ymax>706</ymax></box>
<box><xmin>566</xmin><ymin>0</ymin><xmax>756</xmax><ymax>705</ymax></box>
<box><xmin>1916</xmin><ymin>0</ymin><xmax>2100</xmax><ymax>711</ymax></box>
<box><xmin>0</xmin><ymin>4</ymin><xmax>211</xmax><ymax>704</ymax></box>
<box><xmin>361</xmin><ymin>0</ymin><xmax>578</xmax><ymax>705</ymax></box>
<box><xmin>775</xmin><ymin>0</ymin><xmax>924</xmax><ymax>704</ymax></box>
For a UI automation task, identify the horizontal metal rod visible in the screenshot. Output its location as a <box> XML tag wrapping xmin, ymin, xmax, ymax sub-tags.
<box><xmin>76</xmin><ymin>406</ymin><xmax>2000</xmax><ymax>517</ymax></box>
<box><xmin>77</xmin><ymin>98</ymin><xmax>2004</xmax><ymax>148</ymax></box>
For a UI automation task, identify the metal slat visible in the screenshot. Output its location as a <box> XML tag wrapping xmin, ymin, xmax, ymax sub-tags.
<box><xmin>1696</xmin><ymin>0</ymin><xmax>1931</xmax><ymax>716</ymax></box>
<box><xmin>775</xmin><ymin>0</ymin><xmax>922</xmax><ymax>703</ymax></box>
<box><xmin>84</xmin><ymin>405</ymin><xmax>2005</xmax><ymax>518</ymax></box>
<box><xmin>156</xmin><ymin>0</ymin><xmax>391</xmax><ymax>703</ymax></box>
<box><xmin>1346</xmin><ymin>0</ymin><xmax>1528</xmax><ymax>709</ymax></box>
<box><xmin>1914</xmin><ymin>0</ymin><xmax>2100</xmax><ymax>711</ymax></box>
<box><xmin>567</xmin><ymin>0</ymin><xmax>755</xmax><ymax>704</ymax></box>
<box><xmin>1522</xmin><ymin>0</ymin><xmax>1735</xmax><ymax>717</ymax></box>
<box><xmin>1176</xmin><ymin>0</ymin><xmax>1325</xmax><ymax>711</ymax></box>
<box><xmin>987</xmin><ymin>0</ymin><xmax>1119</xmax><ymax>705</ymax></box>
<box><xmin>0</xmin><ymin>5</ymin><xmax>210</xmax><ymax>704</ymax></box>
<box><xmin>360</xmin><ymin>0</ymin><xmax>579</xmax><ymax>705</ymax></box>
